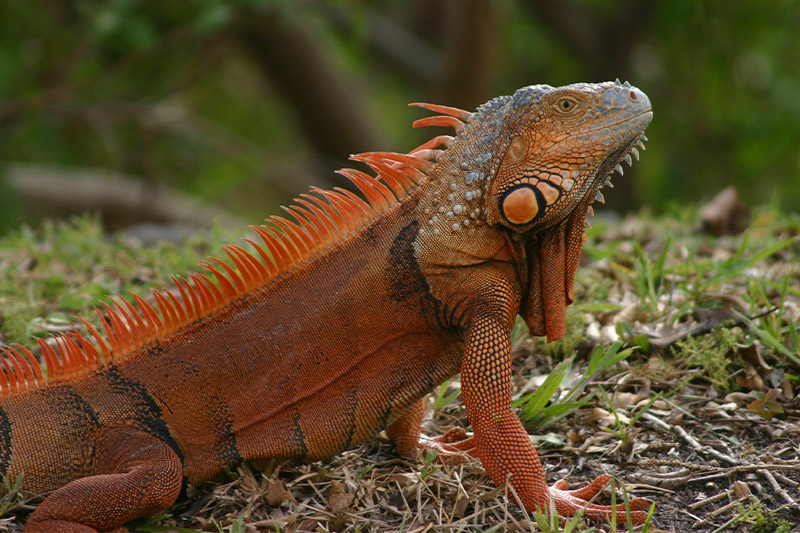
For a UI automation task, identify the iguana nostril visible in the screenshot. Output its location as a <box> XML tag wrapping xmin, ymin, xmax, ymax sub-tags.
<box><xmin>629</xmin><ymin>90</ymin><xmax>638</xmax><ymax>101</ymax></box>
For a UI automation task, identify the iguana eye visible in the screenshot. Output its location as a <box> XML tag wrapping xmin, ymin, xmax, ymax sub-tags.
<box><xmin>555</xmin><ymin>97</ymin><xmax>579</xmax><ymax>114</ymax></box>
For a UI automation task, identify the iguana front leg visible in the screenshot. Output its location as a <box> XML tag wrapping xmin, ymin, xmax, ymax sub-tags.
<box><xmin>461</xmin><ymin>283</ymin><xmax>649</xmax><ymax>524</ymax></box>
<box><xmin>25</xmin><ymin>427</ymin><xmax>183</xmax><ymax>533</ymax></box>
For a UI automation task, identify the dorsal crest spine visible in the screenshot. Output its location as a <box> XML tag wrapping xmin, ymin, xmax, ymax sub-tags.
<box><xmin>0</xmin><ymin>102</ymin><xmax>472</xmax><ymax>396</ymax></box>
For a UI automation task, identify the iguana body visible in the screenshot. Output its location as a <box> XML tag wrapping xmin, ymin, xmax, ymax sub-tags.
<box><xmin>0</xmin><ymin>81</ymin><xmax>652</xmax><ymax>532</ymax></box>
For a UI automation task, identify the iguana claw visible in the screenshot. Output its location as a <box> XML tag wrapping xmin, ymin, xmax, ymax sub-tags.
<box><xmin>549</xmin><ymin>474</ymin><xmax>650</xmax><ymax>525</ymax></box>
<box><xmin>418</xmin><ymin>427</ymin><xmax>477</xmax><ymax>461</ymax></box>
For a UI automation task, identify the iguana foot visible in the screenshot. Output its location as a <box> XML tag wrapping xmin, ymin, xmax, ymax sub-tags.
<box><xmin>548</xmin><ymin>474</ymin><xmax>650</xmax><ymax>525</ymax></box>
<box><xmin>385</xmin><ymin>400</ymin><xmax>477</xmax><ymax>461</ymax></box>
<box><xmin>390</xmin><ymin>428</ymin><xmax>476</xmax><ymax>462</ymax></box>
<box><xmin>418</xmin><ymin>427</ymin><xmax>477</xmax><ymax>461</ymax></box>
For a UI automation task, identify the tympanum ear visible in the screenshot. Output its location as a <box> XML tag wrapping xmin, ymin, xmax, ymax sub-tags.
<box><xmin>508</xmin><ymin>134</ymin><xmax>526</xmax><ymax>160</ymax></box>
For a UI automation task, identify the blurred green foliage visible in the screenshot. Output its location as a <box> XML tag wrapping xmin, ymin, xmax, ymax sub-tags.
<box><xmin>1</xmin><ymin>0</ymin><xmax>798</xmax><ymax>234</ymax></box>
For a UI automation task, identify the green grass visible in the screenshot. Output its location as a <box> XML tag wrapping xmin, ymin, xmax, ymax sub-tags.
<box><xmin>730</xmin><ymin>498</ymin><xmax>792</xmax><ymax>533</ymax></box>
<box><xmin>597</xmin><ymin>387</ymin><xmax>661</xmax><ymax>456</ymax></box>
<box><xmin>0</xmin><ymin>473</ymin><xmax>24</xmax><ymax>516</ymax></box>
<box><xmin>675</xmin><ymin>327</ymin><xmax>743</xmax><ymax>394</ymax></box>
<box><xmin>0</xmin><ymin>215</ymin><xmax>229</xmax><ymax>347</ymax></box>
<box><xmin>513</xmin><ymin>202</ymin><xmax>798</xmax><ymax>390</ymax></box>
<box><xmin>512</xmin><ymin>341</ymin><xmax>637</xmax><ymax>430</ymax></box>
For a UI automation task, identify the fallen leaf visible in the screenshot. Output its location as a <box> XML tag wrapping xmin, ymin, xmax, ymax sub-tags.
<box><xmin>614</xmin><ymin>391</ymin><xmax>645</xmax><ymax>409</ymax></box>
<box><xmin>725</xmin><ymin>391</ymin><xmax>759</xmax><ymax>406</ymax></box>
<box><xmin>782</xmin><ymin>375</ymin><xmax>795</xmax><ymax>400</ymax></box>
<box><xmin>667</xmin><ymin>412</ymin><xmax>685</xmax><ymax>426</ymax></box>
<box><xmin>733</xmin><ymin>480</ymin><xmax>751</xmax><ymax>498</ymax></box>
<box><xmin>613</xmin><ymin>302</ymin><xmax>640</xmax><ymax>324</ymax></box>
<box><xmin>747</xmin><ymin>389</ymin><xmax>785</xmax><ymax>420</ymax></box>
<box><xmin>328</xmin><ymin>480</ymin><xmax>355</xmax><ymax>513</ymax></box>
<box><xmin>646</xmin><ymin>400</ymin><xmax>668</xmax><ymax>411</ymax></box>
<box><xmin>740</xmin><ymin>342</ymin><xmax>771</xmax><ymax>372</ymax></box>
<box><xmin>389</xmin><ymin>473</ymin><xmax>416</xmax><ymax>488</ymax></box>
<box><xmin>698</xmin><ymin>186</ymin><xmax>750</xmax><ymax>235</ymax></box>
<box><xmin>585</xmin><ymin>407</ymin><xmax>614</xmax><ymax>425</ymax></box>
<box><xmin>297</xmin><ymin>518</ymin><xmax>322</xmax><ymax>531</ymax></box>
<box><xmin>736</xmin><ymin>365</ymin><xmax>764</xmax><ymax>391</ymax></box>
<box><xmin>453</xmin><ymin>497</ymin><xmax>470</xmax><ymax>518</ymax></box>
<box><xmin>566</xmin><ymin>430</ymin><xmax>583</xmax><ymax>445</ymax></box>
<box><xmin>767</xmin><ymin>367</ymin><xmax>785</xmax><ymax>389</ymax></box>
<box><xmin>329</xmin><ymin>513</ymin><xmax>348</xmax><ymax>532</ymax></box>
<box><xmin>267</xmin><ymin>478</ymin><xmax>297</xmax><ymax>506</ymax></box>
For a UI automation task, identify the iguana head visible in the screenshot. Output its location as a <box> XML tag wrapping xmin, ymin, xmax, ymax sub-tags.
<box><xmin>483</xmin><ymin>80</ymin><xmax>652</xmax><ymax>232</ymax></box>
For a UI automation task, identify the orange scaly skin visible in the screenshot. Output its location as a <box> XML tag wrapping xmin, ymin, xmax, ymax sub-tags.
<box><xmin>0</xmin><ymin>81</ymin><xmax>652</xmax><ymax>531</ymax></box>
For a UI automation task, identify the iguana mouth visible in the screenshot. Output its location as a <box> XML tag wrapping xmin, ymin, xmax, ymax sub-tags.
<box><xmin>593</xmin><ymin>130</ymin><xmax>650</xmax><ymax>199</ymax></box>
<box><xmin>590</xmin><ymin>80</ymin><xmax>653</xmax><ymax>197</ymax></box>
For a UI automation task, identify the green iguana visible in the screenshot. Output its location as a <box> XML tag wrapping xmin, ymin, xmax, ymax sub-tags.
<box><xmin>0</xmin><ymin>80</ymin><xmax>652</xmax><ymax>532</ymax></box>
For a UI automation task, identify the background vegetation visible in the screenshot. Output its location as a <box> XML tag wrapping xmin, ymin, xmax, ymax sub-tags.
<box><xmin>1</xmin><ymin>0</ymin><xmax>798</xmax><ymax>234</ymax></box>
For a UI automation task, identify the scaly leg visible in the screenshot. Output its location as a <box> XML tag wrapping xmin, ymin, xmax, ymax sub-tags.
<box><xmin>25</xmin><ymin>427</ymin><xmax>183</xmax><ymax>533</ymax></box>
<box><xmin>462</xmin><ymin>290</ymin><xmax>650</xmax><ymax>524</ymax></box>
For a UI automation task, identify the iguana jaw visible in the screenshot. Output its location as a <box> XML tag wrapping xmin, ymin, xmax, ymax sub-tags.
<box><xmin>588</xmin><ymin>127</ymin><xmax>649</xmax><ymax>205</ymax></box>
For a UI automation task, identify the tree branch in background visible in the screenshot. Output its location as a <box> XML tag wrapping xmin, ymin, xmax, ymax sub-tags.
<box><xmin>5</xmin><ymin>163</ymin><xmax>244</xmax><ymax>232</ymax></box>
<box><xmin>234</xmin><ymin>9</ymin><xmax>387</xmax><ymax>179</ymax></box>
<box><xmin>437</xmin><ymin>0</ymin><xmax>499</xmax><ymax>110</ymax></box>
<box><xmin>322</xmin><ymin>4</ymin><xmax>440</xmax><ymax>85</ymax></box>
